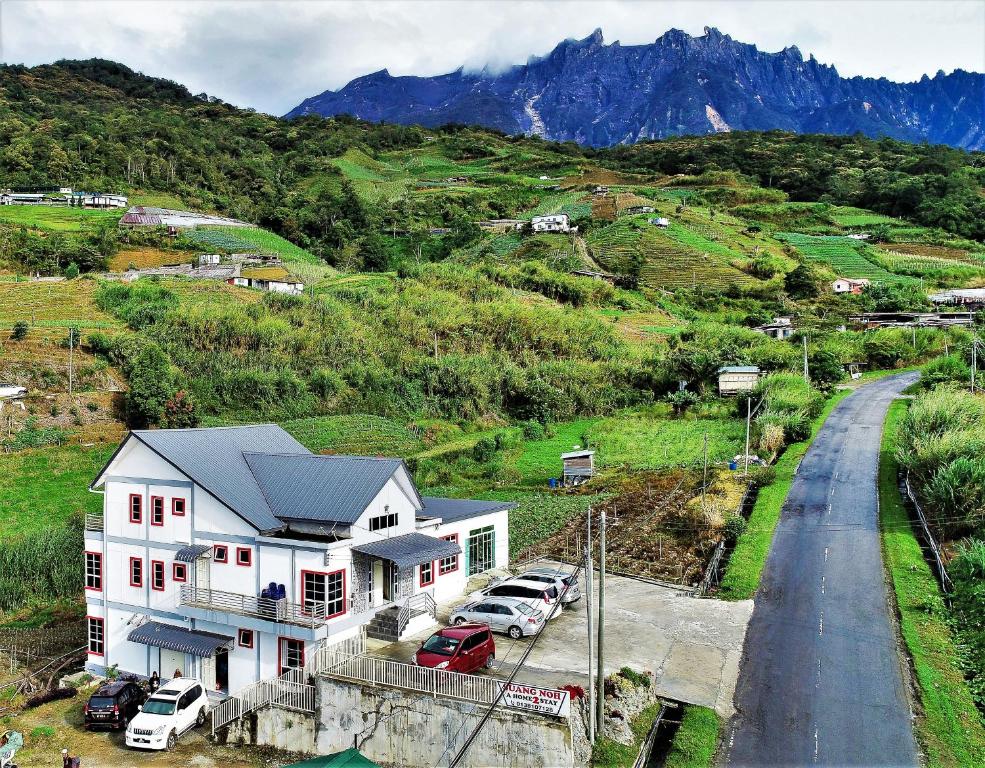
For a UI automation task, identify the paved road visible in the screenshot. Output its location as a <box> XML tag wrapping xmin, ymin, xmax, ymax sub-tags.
<box><xmin>723</xmin><ymin>373</ymin><xmax>920</xmax><ymax>768</ymax></box>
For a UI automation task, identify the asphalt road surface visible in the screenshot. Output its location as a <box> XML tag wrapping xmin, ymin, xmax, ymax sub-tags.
<box><xmin>723</xmin><ymin>373</ymin><xmax>920</xmax><ymax>768</ymax></box>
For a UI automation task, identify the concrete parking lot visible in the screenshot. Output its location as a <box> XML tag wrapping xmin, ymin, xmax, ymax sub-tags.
<box><xmin>374</xmin><ymin>560</ymin><xmax>754</xmax><ymax>715</ymax></box>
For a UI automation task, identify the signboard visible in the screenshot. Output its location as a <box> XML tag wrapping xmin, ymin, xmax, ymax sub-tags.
<box><xmin>498</xmin><ymin>682</ymin><xmax>570</xmax><ymax>717</ymax></box>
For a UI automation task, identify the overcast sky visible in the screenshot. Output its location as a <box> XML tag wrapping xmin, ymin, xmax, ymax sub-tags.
<box><xmin>2</xmin><ymin>0</ymin><xmax>983</xmax><ymax>115</ymax></box>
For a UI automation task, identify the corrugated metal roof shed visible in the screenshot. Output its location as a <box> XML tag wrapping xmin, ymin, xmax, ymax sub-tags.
<box><xmin>352</xmin><ymin>532</ymin><xmax>461</xmax><ymax>568</ymax></box>
<box><xmin>419</xmin><ymin>497</ymin><xmax>515</xmax><ymax>523</ymax></box>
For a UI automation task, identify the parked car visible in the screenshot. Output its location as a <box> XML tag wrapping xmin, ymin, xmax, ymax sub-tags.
<box><xmin>518</xmin><ymin>568</ymin><xmax>582</xmax><ymax>604</ymax></box>
<box><xmin>450</xmin><ymin>597</ymin><xmax>545</xmax><ymax>639</ymax></box>
<box><xmin>125</xmin><ymin>678</ymin><xmax>208</xmax><ymax>751</ymax></box>
<box><xmin>84</xmin><ymin>680</ymin><xmax>147</xmax><ymax>730</ymax></box>
<box><xmin>414</xmin><ymin>624</ymin><xmax>496</xmax><ymax>673</ymax></box>
<box><xmin>470</xmin><ymin>578</ymin><xmax>563</xmax><ymax>619</ymax></box>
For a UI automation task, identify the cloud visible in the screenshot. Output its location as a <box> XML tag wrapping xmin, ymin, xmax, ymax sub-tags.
<box><xmin>2</xmin><ymin>0</ymin><xmax>982</xmax><ymax>115</ymax></box>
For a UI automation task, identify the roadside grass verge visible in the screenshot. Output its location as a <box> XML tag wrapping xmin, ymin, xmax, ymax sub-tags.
<box><xmin>664</xmin><ymin>705</ymin><xmax>721</xmax><ymax>768</ymax></box>
<box><xmin>879</xmin><ymin>400</ymin><xmax>985</xmax><ymax>767</ymax></box>
<box><xmin>592</xmin><ymin>701</ymin><xmax>665</xmax><ymax>767</ymax></box>
<box><xmin>719</xmin><ymin>388</ymin><xmax>851</xmax><ymax>600</ymax></box>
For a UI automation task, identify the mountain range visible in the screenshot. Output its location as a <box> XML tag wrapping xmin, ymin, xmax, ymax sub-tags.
<box><xmin>286</xmin><ymin>27</ymin><xmax>984</xmax><ymax>150</ymax></box>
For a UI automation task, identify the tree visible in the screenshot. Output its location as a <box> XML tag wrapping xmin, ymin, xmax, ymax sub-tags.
<box><xmin>124</xmin><ymin>343</ymin><xmax>175</xmax><ymax>428</ymax></box>
<box><xmin>360</xmin><ymin>232</ymin><xmax>391</xmax><ymax>272</ymax></box>
<box><xmin>11</xmin><ymin>320</ymin><xmax>28</xmax><ymax>341</ymax></box>
<box><xmin>806</xmin><ymin>349</ymin><xmax>844</xmax><ymax>390</ymax></box>
<box><xmin>64</xmin><ymin>262</ymin><xmax>79</xmax><ymax>279</ymax></box>
<box><xmin>162</xmin><ymin>389</ymin><xmax>198</xmax><ymax>428</ymax></box>
<box><xmin>784</xmin><ymin>263</ymin><xmax>820</xmax><ymax>299</ymax></box>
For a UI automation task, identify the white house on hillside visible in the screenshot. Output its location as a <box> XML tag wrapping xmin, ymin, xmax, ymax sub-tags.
<box><xmin>84</xmin><ymin>426</ymin><xmax>512</xmax><ymax>695</ymax></box>
<box><xmin>531</xmin><ymin>213</ymin><xmax>571</xmax><ymax>233</ymax></box>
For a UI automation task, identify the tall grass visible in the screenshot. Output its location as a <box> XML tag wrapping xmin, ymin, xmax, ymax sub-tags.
<box><xmin>0</xmin><ymin>520</ymin><xmax>83</xmax><ymax>611</ymax></box>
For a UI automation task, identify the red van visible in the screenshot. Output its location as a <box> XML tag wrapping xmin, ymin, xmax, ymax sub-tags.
<box><xmin>414</xmin><ymin>624</ymin><xmax>495</xmax><ymax>673</ymax></box>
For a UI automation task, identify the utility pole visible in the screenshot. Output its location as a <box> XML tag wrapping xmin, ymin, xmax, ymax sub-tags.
<box><xmin>68</xmin><ymin>327</ymin><xmax>75</xmax><ymax>398</ymax></box>
<box><xmin>744</xmin><ymin>397</ymin><xmax>752</xmax><ymax>477</ymax></box>
<box><xmin>596</xmin><ymin>508</ymin><xmax>606</xmax><ymax>735</ymax></box>
<box><xmin>972</xmin><ymin>336</ymin><xmax>978</xmax><ymax>393</ymax></box>
<box><xmin>802</xmin><ymin>335</ymin><xmax>809</xmax><ymax>384</ymax></box>
<box><xmin>585</xmin><ymin>508</ymin><xmax>595</xmax><ymax>744</ymax></box>
<box><xmin>702</xmin><ymin>433</ymin><xmax>709</xmax><ymax>511</ymax></box>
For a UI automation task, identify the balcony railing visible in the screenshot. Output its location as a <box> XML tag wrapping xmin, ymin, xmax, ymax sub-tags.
<box><xmin>84</xmin><ymin>513</ymin><xmax>103</xmax><ymax>532</ymax></box>
<box><xmin>178</xmin><ymin>585</ymin><xmax>328</xmax><ymax>629</ymax></box>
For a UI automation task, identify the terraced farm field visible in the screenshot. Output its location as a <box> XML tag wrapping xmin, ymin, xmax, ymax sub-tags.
<box><xmin>869</xmin><ymin>248</ymin><xmax>985</xmax><ymax>279</ymax></box>
<box><xmin>778</xmin><ymin>233</ymin><xmax>912</xmax><ymax>283</ymax></box>
<box><xmin>829</xmin><ymin>206</ymin><xmax>900</xmax><ymax>228</ymax></box>
<box><xmin>282</xmin><ymin>414</ymin><xmax>423</xmax><ymax>456</ymax></box>
<box><xmin>587</xmin><ymin>219</ymin><xmax>644</xmax><ymax>274</ymax></box>
<box><xmin>637</xmin><ymin>227</ymin><xmax>759</xmax><ymax>291</ymax></box>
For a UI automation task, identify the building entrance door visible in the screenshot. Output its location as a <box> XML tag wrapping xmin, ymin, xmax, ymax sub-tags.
<box><xmin>382</xmin><ymin>561</ymin><xmax>398</xmax><ymax>602</ymax></box>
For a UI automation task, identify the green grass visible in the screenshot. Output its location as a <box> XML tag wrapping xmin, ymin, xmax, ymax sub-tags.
<box><xmin>592</xmin><ymin>701</ymin><xmax>665</xmax><ymax>767</ymax></box>
<box><xmin>585</xmin><ymin>413</ymin><xmax>745</xmax><ymax>471</ymax></box>
<box><xmin>777</xmin><ymin>232</ymin><xmax>912</xmax><ymax>283</ymax></box>
<box><xmin>719</xmin><ymin>388</ymin><xmax>851</xmax><ymax>599</ymax></box>
<box><xmin>0</xmin><ymin>444</ymin><xmax>114</xmax><ymax>540</ymax></box>
<box><xmin>879</xmin><ymin>400</ymin><xmax>985</xmax><ymax>767</ymax></box>
<box><xmin>282</xmin><ymin>414</ymin><xmax>423</xmax><ymax>456</ymax></box>
<box><xmin>0</xmin><ymin>205</ymin><xmax>119</xmax><ymax>232</ymax></box>
<box><xmin>664</xmin><ymin>706</ymin><xmax>721</xmax><ymax>768</ymax></box>
<box><xmin>512</xmin><ymin>419</ymin><xmax>599</xmax><ymax>486</ymax></box>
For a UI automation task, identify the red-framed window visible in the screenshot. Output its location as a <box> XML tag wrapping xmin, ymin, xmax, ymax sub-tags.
<box><xmin>439</xmin><ymin>533</ymin><xmax>459</xmax><ymax>575</ymax></box>
<box><xmin>300</xmin><ymin>569</ymin><xmax>346</xmax><ymax>619</ymax></box>
<box><xmin>278</xmin><ymin>637</ymin><xmax>304</xmax><ymax>675</ymax></box>
<box><xmin>129</xmin><ymin>556</ymin><xmax>143</xmax><ymax>587</ymax></box>
<box><xmin>213</xmin><ymin>544</ymin><xmax>228</xmax><ymax>563</ymax></box>
<box><xmin>84</xmin><ymin>551</ymin><xmax>102</xmax><ymax>592</ymax></box>
<box><xmin>150</xmin><ymin>496</ymin><xmax>165</xmax><ymax>527</ymax></box>
<box><xmin>238</xmin><ymin>629</ymin><xmax>254</xmax><ymax>649</ymax></box>
<box><xmin>172</xmin><ymin>497</ymin><xmax>186</xmax><ymax>516</ymax></box>
<box><xmin>87</xmin><ymin>616</ymin><xmax>104</xmax><ymax>656</ymax></box>
<box><xmin>236</xmin><ymin>547</ymin><xmax>252</xmax><ymax>567</ymax></box>
<box><xmin>420</xmin><ymin>560</ymin><xmax>435</xmax><ymax>587</ymax></box>
<box><xmin>129</xmin><ymin>494</ymin><xmax>142</xmax><ymax>524</ymax></box>
<box><xmin>151</xmin><ymin>560</ymin><xmax>165</xmax><ymax>591</ymax></box>
<box><xmin>172</xmin><ymin>562</ymin><xmax>188</xmax><ymax>582</ymax></box>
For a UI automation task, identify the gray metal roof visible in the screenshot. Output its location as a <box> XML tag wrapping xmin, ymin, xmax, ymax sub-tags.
<box><xmin>719</xmin><ymin>366</ymin><xmax>760</xmax><ymax>374</ymax></box>
<box><xmin>246</xmin><ymin>453</ymin><xmax>404</xmax><ymax>525</ymax></box>
<box><xmin>352</xmin><ymin>532</ymin><xmax>461</xmax><ymax>569</ymax></box>
<box><xmin>175</xmin><ymin>544</ymin><xmax>211</xmax><ymax>562</ymax></box>
<box><xmin>127</xmin><ymin>621</ymin><xmax>232</xmax><ymax>657</ymax></box>
<box><xmin>420</xmin><ymin>497</ymin><xmax>516</xmax><ymax>524</ymax></box>
<box><xmin>130</xmin><ymin>426</ymin><xmax>312</xmax><ymax>533</ymax></box>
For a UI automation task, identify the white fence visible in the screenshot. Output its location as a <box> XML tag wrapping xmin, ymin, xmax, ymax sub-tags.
<box><xmin>211</xmin><ymin>630</ymin><xmax>366</xmax><ymax>733</ymax></box>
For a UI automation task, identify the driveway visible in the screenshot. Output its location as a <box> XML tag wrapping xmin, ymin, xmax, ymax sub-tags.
<box><xmin>722</xmin><ymin>373</ymin><xmax>920</xmax><ymax>767</ymax></box>
<box><xmin>374</xmin><ymin>561</ymin><xmax>754</xmax><ymax>715</ymax></box>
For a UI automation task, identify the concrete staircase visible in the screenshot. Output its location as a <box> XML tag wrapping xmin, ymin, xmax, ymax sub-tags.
<box><xmin>365</xmin><ymin>593</ymin><xmax>437</xmax><ymax>642</ymax></box>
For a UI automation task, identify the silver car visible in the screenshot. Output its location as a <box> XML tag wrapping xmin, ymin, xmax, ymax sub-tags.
<box><xmin>450</xmin><ymin>597</ymin><xmax>546</xmax><ymax>639</ymax></box>
<box><xmin>519</xmin><ymin>568</ymin><xmax>582</xmax><ymax>604</ymax></box>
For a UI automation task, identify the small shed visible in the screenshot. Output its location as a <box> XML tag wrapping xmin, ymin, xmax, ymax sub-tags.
<box><xmin>718</xmin><ymin>366</ymin><xmax>760</xmax><ymax>396</ymax></box>
<box><xmin>561</xmin><ymin>448</ymin><xmax>595</xmax><ymax>486</ymax></box>
<box><xmin>753</xmin><ymin>317</ymin><xmax>795</xmax><ymax>340</ymax></box>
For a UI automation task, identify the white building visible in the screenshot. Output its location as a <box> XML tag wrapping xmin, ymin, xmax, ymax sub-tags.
<box><xmin>531</xmin><ymin>214</ymin><xmax>571</xmax><ymax>233</ymax></box>
<box><xmin>832</xmin><ymin>277</ymin><xmax>870</xmax><ymax>294</ymax></box>
<box><xmin>229</xmin><ymin>267</ymin><xmax>304</xmax><ymax>296</ymax></box>
<box><xmin>753</xmin><ymin>317</ymin><xmax>796</xmax><ymax>340</ymax></box>
<box><xmin>84</xmin><ymin>426</ymin><xmax>512</xmax><ymax>695</ymax></box>
<box><xmin>718</xmin><ymin>366</ymin><xmax>761</xmax><ymax>395</ymax></box>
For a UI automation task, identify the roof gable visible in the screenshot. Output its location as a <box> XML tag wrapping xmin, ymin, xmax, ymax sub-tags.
<box><xmin>245</xmin><ymin>453</ymin><xmax>414</xmax><ymax>525</ymax></box>
<box><xmin>94</xmin><ymin>425</ymin><xmax>312</xmax><ymax>533</ymax></box>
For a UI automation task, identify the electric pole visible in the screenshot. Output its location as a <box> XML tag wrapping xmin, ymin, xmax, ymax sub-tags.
<box><xmin>701</xmin><ymin>432</ymin><xmax>709</xmax><ymax>511</ymax></box>
<box><xmin>596</xmin><ymin>508</ymin><xmax>606</xmax><ymax>735</ymax></box>
<box><xmin>585</xmin><ymin>508</ymin><xmax>595</xmax><ymax>744</ymax></box>
<box><xmin>972</xmin><ymin>336</ymin><xmax>978</xmax><ymax>394</ymax></box>
<box><xmin>68</xmin><ymin>327</ymin><xmax>75</xmax><ymax>398</ymax></box>
<box><xmin>802</xmin><ymin>335</ymin><xmax>809</xmax><ymax>384</ymax></box>
<box><xmin>744</xmin><ymin>398</ymin><xmax>752</xmax><ymax>477</ymax></box>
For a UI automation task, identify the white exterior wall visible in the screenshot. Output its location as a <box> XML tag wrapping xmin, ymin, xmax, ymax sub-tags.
<box><xmin>429</xmin><ymin>510</ymin><xmax>510</xmax><ymax>603</ymax></box>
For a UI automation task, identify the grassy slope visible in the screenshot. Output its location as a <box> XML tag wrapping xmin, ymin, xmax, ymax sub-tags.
<box><xmin>664</xmin><ymin>706</ymin><xmax>721</xmax><ymax>768</ymax></box>
<box><xmin>719</xmin><ymin>388</ymin><xmax>851</xmax><ymax>599</ymax></box>
<box><xmin>0</xmin><ymin>443</ymin><xmax>113</xmax><ymax>540</ymax></box>
<box><xmin>879</xmin><ymin>400</ymin><xmax>985</xmax><ymax>767</ymax></box>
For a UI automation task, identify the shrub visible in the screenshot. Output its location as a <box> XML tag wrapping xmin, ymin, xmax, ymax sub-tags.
<box><xmin>724</xmin><ymin>514</ymin><xmax>747</xmax><ymax>542</ymax></box>
<box><xmin>666</xmin><ymin>389</ymin><xmax>700</xmax><ymax>415</ymax></box>
<box><xmin>472</xmin><ymin>436</ymin><xmax>497</xmax><ymax>463</ymax></box>
<box><xmin>618</xmin><ymin>666</ymin><xmax>651</xmax><ymax>688</ymax></box>
<box><xmin>64</xmin><ymin>262</ymin><xmax>79</xmax><ymax>279</ymax></box>
<box><xmin>947</xmin><ymin>538</ymin><xmax>985</xmax><ymax>708</ymax></box>
<box><xmin>11</xmin><ymin>320</ymin><xmax>28</xmax><ymax>340</ymax></box>
<box><xmin>521</xmin><ymin>420</ymin><xmax>545</xmax><ymax>440</ymax></box>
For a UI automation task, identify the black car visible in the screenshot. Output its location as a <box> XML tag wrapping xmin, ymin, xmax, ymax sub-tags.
<box><xmin>84</xmin><ymin>681</ymin><xmax>146</xmax><ymax>730</ymax></box>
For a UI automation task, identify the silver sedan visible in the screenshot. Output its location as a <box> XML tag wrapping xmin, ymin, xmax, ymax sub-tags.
<box><xmin>450</xmin><ymin>597</ymin><xmax>546</xmax><ymax>639</ymax></box>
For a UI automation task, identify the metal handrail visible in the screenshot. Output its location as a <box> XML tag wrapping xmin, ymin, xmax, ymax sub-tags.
<box><xmin>179</xmin><ymin>585</ymin><xmax>328</xmax><ymax>628</ymax></box>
